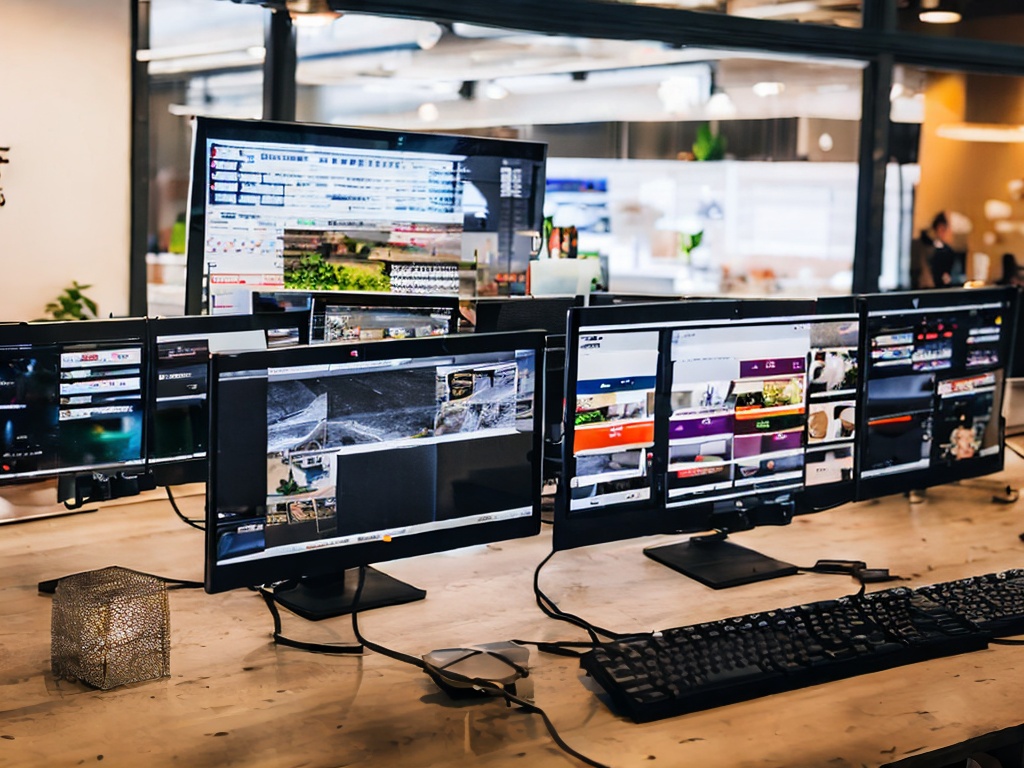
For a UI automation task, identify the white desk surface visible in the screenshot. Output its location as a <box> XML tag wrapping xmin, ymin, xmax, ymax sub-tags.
<box><xmin>2</xmin><ymin>456</ymin><xmax>1024</xmax><ymax>768</ymax></box>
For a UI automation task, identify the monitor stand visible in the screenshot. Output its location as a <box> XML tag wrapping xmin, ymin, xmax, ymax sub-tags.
<box><xmin>643</xmin><ymin>531</ymin><xmax>798</xmax><ymax>590</ymax></box>
<box><xmin>270</xmin><ymin>567</ymin><xmax>426</xmax><ymax>621</ymax></box>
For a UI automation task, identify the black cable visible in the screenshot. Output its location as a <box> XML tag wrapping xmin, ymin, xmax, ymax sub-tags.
<box><xmin>348</xmin><ymin>566</ymin><xmax>611</xmax><ymax>768</ymax></box>
<box><xmin>532</xmin><ymin>550</ymin><xmax>628</xmax><ymax>643</ymax></box>
<box><xmin>166</xmin><ymin>486</ymin><xmax>205</xmax><ymax>531</ymax></box>
<box><xmin>989</xmin><ymin>637</ymin><xmax>1024</xmax><ymax>646</ymax></box>
<box><xmin>255</xmin><ymin>586</ymin><xmax>363</xmax><ymax>655</ymax></box>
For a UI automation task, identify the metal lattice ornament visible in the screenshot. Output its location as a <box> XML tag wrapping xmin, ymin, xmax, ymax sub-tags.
<box><xmin>51</xmin><ymin>566</ymin><xmax>170</xmax><ymax>690</ymax></box>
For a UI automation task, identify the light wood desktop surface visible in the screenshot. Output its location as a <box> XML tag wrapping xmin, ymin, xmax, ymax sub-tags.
<box><xmin>2</xmin><ymin>457</ymin><xmax>1024</xmax><ymax>768</ymax></box>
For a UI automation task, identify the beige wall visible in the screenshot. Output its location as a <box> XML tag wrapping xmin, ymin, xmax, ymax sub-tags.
<box><xmin>0</xmin><ymin>0</ymin><xmax>131</xmax><ymax>321</ymax></box>
<box><xmin>916</xmin><ymin>71</ymin><xmax>1024</xmax><ymax>283</ymax></box>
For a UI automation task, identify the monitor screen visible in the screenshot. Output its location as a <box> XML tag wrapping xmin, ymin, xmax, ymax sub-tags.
<box><xmin>0</xmin><ymin>319</ymin><xmax>147</xmax><ymax>483</ymax></box>
<box><xmin>185</xmin><ymin>117</ymin><xmax>547</xmax><ymax>314</ymax></box>
<box><xmin>554</xmin><ymin>298</ymin><xmax>818</xmax><ymax>552</ymax></box>
<box><xmin>205</xmin><ymin>331</ymin><xmax>545</xmax><ymax>614</ymax></box>
<box><xmin>147</xmin><ymin>312</ymin><xmax>308</xmax><ymax>487</ymax></box>
<box><xmin>251</xmin><ymin>289</ymin><xmax>459</xmax><ymax>344</ymax></box>
<box><xmin>856</xmin><ymin>287</ymin><xmax>1015</xmax><ymax>499</ymax></box>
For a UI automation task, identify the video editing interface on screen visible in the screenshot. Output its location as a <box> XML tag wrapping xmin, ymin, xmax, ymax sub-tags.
<box><xmin>858</xmin><ymin>290</ymin><xmax>1012</xmax><ymax>497</ymax></box>
<box><xmin>186</xmin><ymin>117</ymin><xmax>547</xmax><ymax>314</ymax></box>
<box><xmin>251</xmin><ymin>290</ymin><xmax>458</xmax><ymax>344</ymax></box>
<box><xmin>0</xmin><ymin>320</ymin><xmax>147</xmax><ymax>482</ymax></box>
<box><xmin>205</xmin><ymin>332</ymin><xmax>544</xmax><ymax>594</ymax></box>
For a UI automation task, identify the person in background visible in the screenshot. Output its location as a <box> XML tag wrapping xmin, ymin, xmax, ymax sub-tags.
<box><xmin>928</xmin><ymin>211</ymin><xmax>965</xmax><ymax>288</ymax></box>
<box><xmin>996</xmin><ymin>252</ymin><xmax>1021</xmax><ymax>287</ymax></box>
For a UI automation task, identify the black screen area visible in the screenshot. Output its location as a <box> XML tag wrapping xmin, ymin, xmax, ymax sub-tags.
<box><xmin>147</xmin><ymin>312</ymin><xmax>307</xmax><ymax>486</ymax></box>
<box><xmin>0</xmin><ymin>319</ymin><xmax>147</xmax><ymax>483</ymax></box>
<box><xmin>205</xmin><ymin>331</ymin><xmax>544</xmax><ymax>593</ymax></box>
<box><xmin>856</xmin><ymin>287</ymin><xmax>1015</xmax><ymax>499</ymax></box>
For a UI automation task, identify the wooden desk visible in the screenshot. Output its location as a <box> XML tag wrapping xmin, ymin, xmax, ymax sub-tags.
<box><xmin>2</xmin><ymin>456</ymin><xmax>1024</xmax><ymax>768</ymax></box>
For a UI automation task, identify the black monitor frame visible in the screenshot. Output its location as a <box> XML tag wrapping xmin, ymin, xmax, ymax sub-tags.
<box><xmin>554</xmin><ymin>298</ymin><xmax>817</xmax><ymax>555</ymax></box>
<box><xmin>204</xmin><ymin>330</ymin><xmax>546</xmax><ymax>616</ymax></box>
<box><xmin>185</xmin><ymin>117</ymin><xmax>548</xmax><ymax>314</ymax></box>
<box><xmin>146</xmin><ymin>311</ymin><xmax>309</xmax><ymax>487</ymax></box>
<box><xmin>855</xmin><ymin>286</ymin><xmax>1016</xmax><ymax>501</ymax></box>
<box><xmin>251</xmin><ymin>289</ymin><xmax>460</xmax><ymax>344</ymax></box>
<box><xmin>0</xmin><ymin>318</ymin><xmax>148</xmax><ymax>487</ymax></box>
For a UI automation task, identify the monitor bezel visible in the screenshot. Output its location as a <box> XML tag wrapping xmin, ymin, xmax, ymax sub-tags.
<box><xmin>553</xmin><ymin>297</ymin><xmax>817</xmax><ymax>552</ymax></box>
<box><xmin>0</xmin><ymin>318</ymin><xmax>149</xmax><ymax>485</ymax></box>
<box><xmin>251</xmin><ymin>289</ymin><xmax>461</xmax><ymax>343</ymax></box>
<box><xmin>855</xmin><ymin>286</ymin><xmax>1016</xmax><ymax>500</ymax></box>
<box><xmin>146</xmin><ymin>311</ymin><xmax>310</xmax><ymax>487</ymax></box>
<box><xmin>204</xmin><ymin>329</ymin><xmax>547</xmax><ymax>594</ymax></box>
<box><xmin>185</xmin><ymin>116</ymin><xmax>548</xmax><ymax>314</ymax></box>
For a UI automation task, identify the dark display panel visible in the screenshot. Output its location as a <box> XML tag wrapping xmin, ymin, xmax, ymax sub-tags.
<box><xmin>186</xmin><ymin>117</ymin><xmax>547</xmax><ymax>314</ymax></box>
<box><xmin>0</xmin><ymin>320</ymin><xmax>147</xmax><ymax>483</ymax></box>
<box><xmin>205</xmin><ymin>331</ymin><xmax>544</xmax><ymax>598</ymax></box>
<box><xmin>251</xmin><ymin>289</ymin><xmax>459</xmax><ymax>344</ymax></box>
<box><xmin>856</xmin><ymin>287</ymin><xmax>1015</xmax><ymax>499</ymax></box>
<box><xmin>147</xmin><ymin>312</ymin><xmax>307</xmax><ymax>486</ymax></box>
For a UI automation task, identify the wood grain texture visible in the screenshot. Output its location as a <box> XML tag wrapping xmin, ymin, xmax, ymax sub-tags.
<box><xmin>2</xmin><ymin>458</ymin><xmax>1023</xmax><ymax>768</ymax></box>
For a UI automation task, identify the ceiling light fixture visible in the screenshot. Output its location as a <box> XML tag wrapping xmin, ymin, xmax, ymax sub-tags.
<box><xmin>286</xmin><ymin>0</ymin><xmax>342</xmax><ymax>27</ymax></box>
<box><xmin>752</xmin><ymin>81</ymin><xmax>784</xmax><ymax>98</ymax></box>
<box><xmin>919</xmin><ymin>0</ymin><xmax>961</xmax><ymax>24</ymax></box>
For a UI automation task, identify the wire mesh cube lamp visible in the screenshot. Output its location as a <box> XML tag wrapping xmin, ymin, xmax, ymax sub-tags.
<box><xmin>51</xmin><ymin>567</ymin><xmax>171</xmax><ymax>689</ymax></box>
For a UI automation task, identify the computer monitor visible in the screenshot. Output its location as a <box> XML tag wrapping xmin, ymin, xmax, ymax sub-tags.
<box><xmin>185</xmin><ymin>117</ymin><xmax>547</xmax><ymax>314</ymax></box>
<box><xmin>146</xmin><ymin>311</ymin><xmax>308</xmax><ymax>487</ymax></box>
<box><xmin>0</xmin><ymin>319</ymin><xmax>147</xmax><ymax>486</ymax></box>
<box><xmin>472</xmin><ymin>295</ymin><xmax>584</xmax><ymax>479</ymax></box>
<box><xmin>205</xmin><ymin>330</ymin><xmax>545</xmax><ymax>619</ymax></box>
<box><xmin>555</xmin><ymin>298</ymin><xmax>822</xmax><ymax>588</ymax></box>
<box><xmin>855</xmin><ymin>286</ymin><xmax>1016</xmax><ymax>500</ymax></box>
<box><xmin>251</xmin><ymin>289</ymin><xmax>459</xmax><ymax>344</ymax></box>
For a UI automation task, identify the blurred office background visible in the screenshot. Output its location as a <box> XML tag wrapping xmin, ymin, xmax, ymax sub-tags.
<box><xmin>4</xmin><ymin>0</ymin><xmax>1024</xmax><ymax>319</ymax></box>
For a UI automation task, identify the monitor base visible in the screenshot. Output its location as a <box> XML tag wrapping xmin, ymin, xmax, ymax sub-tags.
<box><xmin>643</xmin><ymin>535</ymin><xmax>798</xmax><ymax>590</ymax></box>
<box><xmin>271</xmin><ymin>567</ymin><xmax>426</xmax><ymax>621</ymax></box>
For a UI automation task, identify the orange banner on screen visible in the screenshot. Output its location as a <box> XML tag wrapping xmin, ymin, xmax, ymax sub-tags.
<box><xmin>869</xmin><ymin>414</ymin><xmax>913</xmax><ymax>427</ymax></box>
<box><xmin>574</xmin><ymin>420</ymin><xmax>655</xmax><ymax>454</ymax></box>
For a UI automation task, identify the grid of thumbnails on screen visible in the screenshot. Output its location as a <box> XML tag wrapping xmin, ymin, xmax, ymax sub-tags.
<box><xmin>554</xmin><ymin>288</ymin><xmax>1015</xmax><ymax>552</ymax></box>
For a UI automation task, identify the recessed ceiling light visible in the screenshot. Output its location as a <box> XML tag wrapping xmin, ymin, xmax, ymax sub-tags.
<box><xmin>752</xmin><ymin>81</ymin><xmax>784</xmax><ymax>98</ymax></box>
<box><xmin>417</xmin><ymin>102</ymin><xmax>440</xmax><ymax>122</ymax></box>
<box><xmin>919</xmin><ymin>10</ymin><xmax>961</xmax><ymax>23</ymax></box>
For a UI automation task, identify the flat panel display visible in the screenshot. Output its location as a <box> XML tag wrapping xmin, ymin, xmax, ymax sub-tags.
<box><xmin>205</xmin><ymin>331</ymin><xmax>545</xmax><ymax>595</ymax></box>
<box><xmin>856</xmin><ymin>287</ymin><xmax>1015</xmax><ymax>499</ymax></box>
<box><xmin>186</xmin><ymin>117</ymin><xmax>547</xmax><ymax>314</ymax></box>
<box><xmin>0</xmin><ymin>320</ymin><xmax>147</xmax><ymax>483</ymax></box>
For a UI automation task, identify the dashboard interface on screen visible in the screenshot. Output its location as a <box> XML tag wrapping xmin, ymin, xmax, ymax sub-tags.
<box><xmin>206</xmin><ymin>332</ymin><xmax>544</xmax><ymax>593</ymax></box>
<box><xmin>0</xmin><ymin>320</ymin><xmax>147</xmax><ymax>482</ymax></box>
<box><xmin>857</xmin><ymin>288</ymin><xmax>1014</xmax><ymax>497</ymax></box>
<box><xmin>187</xmin><ymin>118</ymin><xmax>547</xmax><ymax>314</ymax></box>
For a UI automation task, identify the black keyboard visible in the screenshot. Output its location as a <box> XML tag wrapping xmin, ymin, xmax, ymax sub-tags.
<box><xmin>580</xmin><ymin>587</ymin><xmax>986</xmax><ymax>723</ymax></box>
<box><xmin>915</xmin><ymin>569</ymin><xmax>1024</xmax><ymax>637</ymax></box>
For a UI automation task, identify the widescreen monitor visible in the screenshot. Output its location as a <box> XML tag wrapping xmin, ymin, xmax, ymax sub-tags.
<box><xmin>205</xmin><ymin>331</ymin><xmax>545</xmax><ymax>618</ymax></box>
<box><xmin>251</xmin><ymin>289</ymin><xmax>459</xmax><ymax>344</ymax></box>
<box><xmin>554</xmin><ymin>298</ymin><xmax>859</xmax><ymax>588</ymax></box>
<box><xmin>0</xmin><ymin>319</ymin><xmax>147</xmax><ymax>485</ymax></box>
<box><xmin>855</xmin><ymin>286</ymin><xmax>1015</xmax><ymax>500</ymax></box>
<box><xmin>146</xmin><ymin>311</ymin><xmax>308</xmax><ymax>487</ymax></box>
<box><xmin>185</xmin><ymin>117</ymin><xmax>547</xmax><ymax>314</ymax></box>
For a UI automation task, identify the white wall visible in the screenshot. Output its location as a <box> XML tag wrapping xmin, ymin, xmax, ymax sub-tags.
<box><xmin>0</xmin><ymin>0</ymin><xmax>131</xmax><ymax>321</ymax></box>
